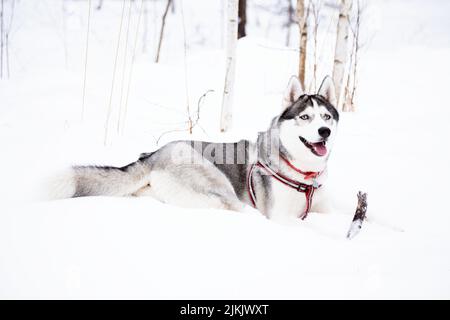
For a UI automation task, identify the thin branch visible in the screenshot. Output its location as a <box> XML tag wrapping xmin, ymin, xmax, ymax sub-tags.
<box><xmin>1</xmin><ymin>0</ymin><xmax>4</xmax><ymax>78</ymax></box>
<box><xmin>285</xmin><ymin>0</ymin><xmax>294</xmax><ymax>46</ymax></box>
<box><xmin>156</xmin><ymin>128</ymin><xmax>189</xmax><ymax>145</ymax></box>
<box><xmin>62</xmin><ymin>0</ymin><xmax>69</xmax><ymax>68</ymax></box>
<box><xmin>156</xmin><ymin>89</ymin><xmax>214</xmax><ymax>145</ymax></box>
<box><xmin>142</xmin><ymin>98</ymin><xmax>186</xmax><ymax>114</ymax></box>
<box><xmin>5</xmin><ymin>0</ymin><xmax>14</xmax><ymax>78</ymax></box>
<box><xmin>117</xmin><ymin>0</ymin><xmax>133</xmax><ymax>134</ymax></box>
<box><xmin>4</xmin><ymin>31</ymin><xmax>7</xmax><ymax>77</ymax></box>
<box><xmin>344</xmin><ymin>0</ymin><xmax>362</xmax><ymax>112</ymax></box>
<box><xmin>81</xmin><ymin>0</ymin><xmax>92</xmax><ymax>121</ymax></box>
<box><xmin>180</xmin><ymin>0</ymin><xmax>193</xmax><ymax>134</ymax></box>
<box><xmin>349</xmin><ymin>0</ymin><xmax>361</xmax><ymax>111</ymax></box>
<box><xmin>104</xmin><ymin>0</ymin><xmax>127</xmax><ymax>145</ymax></box>
<box><xmin>311</xmin><ymin>0</ymin><xmax>322</xmax><ymax>92</ymax></box>
<box><xmin>142</xmin><ymin>0</ymin><xmax>148</xmax><ymax>53</ymax></box>
<box><xmin>194</xmin><ymin>89</ymin><xmax>214</xmax><ymax>123</ymax></box>
<box><xmin>121</xmin><ymin>0</ymin><xmax>145</xmax><ymax>135</ymax></box>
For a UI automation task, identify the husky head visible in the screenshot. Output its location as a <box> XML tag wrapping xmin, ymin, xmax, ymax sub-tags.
<box><xmin>277</xmin><ymin>76</ymin><xmax>339</xmax><ymax>171</ymax></box>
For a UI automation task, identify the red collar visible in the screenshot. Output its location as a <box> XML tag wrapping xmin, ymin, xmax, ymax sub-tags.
<box><xmin>279</xmin><ymin>155</ymin><xmax>322</xmax><ymax>180</ymax></box>
<box><xmin>247</xmin><ymin>157</ymin><xmax>322</xmax><ymax>220</ymax></box>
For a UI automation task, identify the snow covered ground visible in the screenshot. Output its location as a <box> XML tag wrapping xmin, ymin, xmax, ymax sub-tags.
<box><xmin>0</xmin><ymin>0</ymin><xmax>450</xmax><ymax>299</ymax></box>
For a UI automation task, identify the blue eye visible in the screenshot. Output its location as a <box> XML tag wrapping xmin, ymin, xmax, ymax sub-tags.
<box><xmin>300</xmin><ymin>115</ymin><xmax>310</xmax><ymax>120</ymax></box>
<box><xmin>322</xmin><ymin>114</ymin><xmax>331</xmax><ymax>120</ymax></box>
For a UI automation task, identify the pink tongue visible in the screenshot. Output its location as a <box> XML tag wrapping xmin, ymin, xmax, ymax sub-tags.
<box><xmin>311</xmin><ymin>142</ymin><xmax>327</xmax><ymax>156</ymax></box>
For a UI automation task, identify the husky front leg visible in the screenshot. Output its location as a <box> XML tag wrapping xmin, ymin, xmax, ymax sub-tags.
<box><xmin>264</xmin><ymin>182</ymin><xmax>310</xmax><ymax>220</ymax></box>
<box><xmin>310</xmin><ymin>185</ymin><xmax>333</xmax><ymax>214</ymax></box>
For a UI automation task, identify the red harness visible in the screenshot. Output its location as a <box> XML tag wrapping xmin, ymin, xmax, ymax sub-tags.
<box><xmin>247</xmin><ymin>156</ymin><xmax>322</xmax><ymax>220</ymax></box>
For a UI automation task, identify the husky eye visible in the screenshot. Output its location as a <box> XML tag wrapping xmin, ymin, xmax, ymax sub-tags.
<box><xmin>322</xmin><ymin>114</ymin><xmax>331</xmax><ymax>121</ymax></box>
<box><xmin>299</xmin><ymin>115</ymin><xmax>310</xmax><ymax>120</ymax></box>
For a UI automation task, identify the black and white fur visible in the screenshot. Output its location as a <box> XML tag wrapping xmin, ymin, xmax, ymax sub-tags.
<box><xmin>54</xmin><ymin>76</ymin><xmax>339</xmax><ymax>220</ymax></box>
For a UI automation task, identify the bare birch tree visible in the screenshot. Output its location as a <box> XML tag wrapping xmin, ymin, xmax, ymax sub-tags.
<box><xmin>220</xmin><ymin>0</ymin><xmax>238</xmax><ymax>132</ymax></box>
<box><xmin>296</xmin><ymin>0</ymin><xmax>308</xmax><ymax>88</ymax></box>
<box><xmin>332</xmin><ymin>0</ymin><xmax>352</xmax><ymax>109</ymax></box>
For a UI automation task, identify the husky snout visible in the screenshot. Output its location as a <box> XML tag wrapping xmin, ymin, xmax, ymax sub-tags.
<box><xmin>318</xmin><ymin>127</ymin><xmax>331</xmax><ymax>139</ymax></box>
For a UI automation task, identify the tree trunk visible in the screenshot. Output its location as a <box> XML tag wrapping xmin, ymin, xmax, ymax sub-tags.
<box><xmin>155</xmin><ymin>0</ymin><xmax>172</xmax><ymax>63</ymax></box>
<box><xmin>332</xmin><ymin>0</ymin><xmax>352</xmax><ymax>109</ymax></box>
<box><xmin>220</xmin><ymin>0</ymin><xmax>238</xmax><ymax>132</ymax></box>
<box><xmin>238</xmin><ymin>0</ymin><xmax>246</xmax><ymax>39</ymax></box>
<box><xmin>296</xmin><ymin>0</ymin><xmax>307</xmax><ymax>88</ymax></box>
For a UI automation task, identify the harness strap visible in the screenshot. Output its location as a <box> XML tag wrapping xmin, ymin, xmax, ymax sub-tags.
<box><xmin>247</xmin><ymin>163</ymin><xmax>258</xmax><ymax>208</ymax></box>
<box><xmin>247</xmin><ymin>160</ymin><xmax>321</xmax><ymax>220</ymax></box>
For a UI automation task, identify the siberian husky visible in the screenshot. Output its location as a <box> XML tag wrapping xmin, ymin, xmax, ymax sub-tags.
<box><xmin>56</xmin><ymin>76</ymin><xmax>339</xmax><ymax>220</ymax></box>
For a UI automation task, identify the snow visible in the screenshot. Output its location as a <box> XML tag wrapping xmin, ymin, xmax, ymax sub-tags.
<box><xmin>0</xmin><ymin>0</ymin><xmax>450</xmax><ymax>299</ymax></box>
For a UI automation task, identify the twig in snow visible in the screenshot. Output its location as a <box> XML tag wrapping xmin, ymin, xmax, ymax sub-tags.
<box><xmin>347</xmin><ymin>191</ymin><xmax>368</xmax><ymax>239</ymax></box>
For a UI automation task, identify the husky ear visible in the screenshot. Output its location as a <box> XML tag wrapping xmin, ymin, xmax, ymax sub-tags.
<box><xmin>283</xmin><ymin>76</ymin><xmax>304</xmax><ymax>109</ymax></box>
<box><xmin>317</xmin><ymin>76</ymin><xmax>337</xmax><ymax>106</ymax></box>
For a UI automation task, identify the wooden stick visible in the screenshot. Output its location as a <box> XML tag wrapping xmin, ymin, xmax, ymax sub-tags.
<box><xmin>347</xmin><ymin>191</ymin><xmax>367</xmax><ymax>239</ymax></box>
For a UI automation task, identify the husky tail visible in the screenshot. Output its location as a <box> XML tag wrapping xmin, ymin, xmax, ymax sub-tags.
<box><xmin>45</xmin><ymin>154</ymin><xmax>153</xmax><ymax>200</ymax></box>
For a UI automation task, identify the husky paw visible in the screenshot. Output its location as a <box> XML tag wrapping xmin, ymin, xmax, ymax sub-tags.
<box><xmin>311</xmin><ymin>200</ymin><xmax>333</xmax><ymax>214</ymax></box>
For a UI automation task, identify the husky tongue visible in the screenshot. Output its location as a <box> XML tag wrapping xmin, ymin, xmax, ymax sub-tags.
<box><xmin>311</xmin><ymin>142</ymin><xmax>327</xmax><ymax>156</ymax></box>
